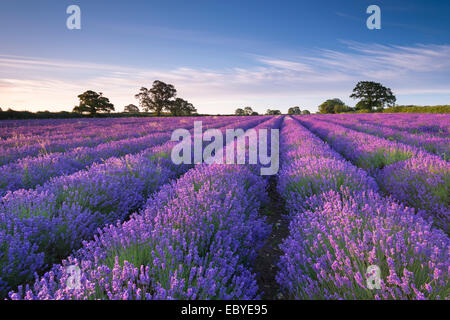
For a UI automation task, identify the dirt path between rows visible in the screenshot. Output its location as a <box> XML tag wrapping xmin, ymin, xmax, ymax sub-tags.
<box><xmin>254</xmin><ymin>176</ymin><xmax>290</xmax><ymax>300</ymax></box>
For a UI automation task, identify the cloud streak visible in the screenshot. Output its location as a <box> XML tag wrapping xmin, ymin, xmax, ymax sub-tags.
<box><xmin>1</xmin><ymin>42</ymin><xmax>450</xmax><ymax>113</ymax></box>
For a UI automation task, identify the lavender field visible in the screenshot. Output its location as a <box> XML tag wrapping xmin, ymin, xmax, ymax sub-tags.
<box><xmin>1</xmin><ymin>114</ymin><xmax>448</xmax><ymax>300</ymax></box>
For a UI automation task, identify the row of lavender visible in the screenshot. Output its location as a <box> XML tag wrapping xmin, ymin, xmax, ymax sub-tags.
<box><xmin>0</xmin><ymin>118</ymin><xmax>168</xmax><ymax>140</ymax></box>
<box><xmin>2</xmin><ymin>116</ymin><xmax>272</xmax><ymax>297</ymax></box>
<box><xmin>0</xmin><ymin>117</ymin><xmax>203</xmax><ymax>156</ymax></box>
<box><xmin>0</xmin><ymin>119</ymin><xmax>153</xmax><ymax>147</ymax></box>
<box><xmin>0</xmin><ymin>131</ymin><xmax>168</xmax><ymax>196</ymax></box>
<box><xmin>0</xmin><ymin>127</ymin><xmax>163</xmax><ymax>167</ymax></box>
<box><xmin>350</xmin><ymin>113</ymin><xmax>449</xmax><ymax>136</ymax></box>
<box><xmin>0</xmin><ymin>116</ymin><xmax>263</xmax><ymax>296</ymax></box>
<box><xmin>0</xmin><ymin>117</ymin><xmax>247</xmax><ymax>196</ymax></box>
<box><xmin>7</xmin><ymin>117</ymin><xmax>283</xmax><ymax>299</ymax></box>
<box><xmin>314</xmin><ymin>114</ymin><xmax>449</xmax><ymax>160</ymax></box>
<box><xmin>0</xmin><ymin>119</ymin><xmax>174</xmax><ymax>166</ymax></box>
<box><xmin>276</xmin><ymin>117</ymin><xmax>449</xmax><ymax>299</ymax></box>
<box><xmin>294</xmin><ymin>116</ymin><xmax>449</xmax><ymax>232</ymax></box>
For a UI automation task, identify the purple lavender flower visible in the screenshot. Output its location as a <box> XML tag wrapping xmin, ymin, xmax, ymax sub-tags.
<box><xmin>276</xmin><ymin>116</ymin><xmax>449</xmax><ymax>300</ymax></box>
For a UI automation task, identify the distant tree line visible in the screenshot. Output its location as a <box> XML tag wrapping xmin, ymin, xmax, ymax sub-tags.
<box><xmin>1</xmin><ymin>80</ymin><xmax>200</xmax><ymax>119</ymax></box>
<box><xmin>2</xmin><ymin>79</ymin><xmax>449</xmax><ymax>120</ymax></box>
<box><xmin>234</xmin><ymin>106</ymin><xmax>284</xmax><ymax>116</ymax></box>
<box><xmin>382</xmin><ymin>105</ymin><xmax>450</xmax><ymax>113</ymax></box>
<box><xmin>0</xmin><ymin>109</ymin><xmax>89</xmax><ymax>120</ymax></box>
<box><xmin>234</xmin><ymin>106</ymin><xmax>259</xmax><ymax>116</ymax></box>
<box><xmin>234</xmin><ymin>106</ymin><xmax>310</xmax><ymax>116</ymax></box>
<box><xmin>71</xmin><ymin>80</ymin><xmax>197</xmax><ymax>117</ymax></box>
<box><xmin>318</xmin><ymin>81</ymin><xmax>397</xmax><ymax>114</ymax></box>
<box><xmin>4</xmin><ymin>104</ymin><xmax>446</xmax><ymax>120</ymax></box>
<box><xmin>318</xmin><ymin>98</ymin><xmax>350</xmax><ymax>114</ymax></box>
<box><xmin>265</xmin><ymin>109</ymin><xmax>282</xmax><ymax>115</ymax></box>
<box><xmin>287</xmin><ymin>106</ymin><xmax>310</xmax><ymax>115</ymax></box>
<box><xmin>0</xmin><ymin>109</ymin><xmax>186</xmax><ymax>120</ymax></box>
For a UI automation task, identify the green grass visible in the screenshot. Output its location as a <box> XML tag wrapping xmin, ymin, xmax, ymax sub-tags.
<box><xmin>359</xmin><ymin>148</ymin><xmax>413</xmax><ymax>170</ymax></box>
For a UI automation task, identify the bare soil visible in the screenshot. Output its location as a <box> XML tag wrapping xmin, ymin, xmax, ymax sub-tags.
<box><xmin>254</xmin><ymin>176</ymin><xmax>290</xmax><ymax>300</ymax></box>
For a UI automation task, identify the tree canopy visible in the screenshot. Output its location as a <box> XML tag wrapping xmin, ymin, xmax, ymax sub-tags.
<box><xmin>288</xmin><ymin>106</ymin><xmax>302</xmax><ymax>115</ymax></box>
<box><xmin>168</xmin><ymin>98</ymin><xmax>197</xmax><ymax>116</ymax></box>
<box><xmin>235</xmin><ymin>108</ymin><xmax>245</xmax><ymax>116</ymax></box>
<box><xmin>73</xmin><ymin>90</ymin><xmax>114</xmax><ymax>115</ymax></box>
<box><xmin>123</xmin><ymin>104</ymin><xmax>140</xmax><ymax>113</ymax></box>
<box><xmin>318</xmin><ymin>99</ymin><xmax>348</xmax><ymax>114</ymax></box>
<box><xmin>333</xmin><ymin>103</ymin><xmax>349</xmax><ymax>114</ymax></box>
<box><xmin>135</xmin><ymin>80</ymin><xmax>177</xmax><ymax>116</ymax></box>
<box><xmin>266</xmin><ymin>109</ymin><xmax>281</xmax><ymax>115</ymax></box>
<box><xmin>235</xmin><ymin>107</ymin><xmax>258</xmax><ymax>116</ymax></box>
<box><xmin>244</xmin><ymin>106</ymin><xmax>254</xmax><ymax>116</ymax></box>
<box><xmin>350</xmin><ymin>81</ymin><xmax>396</xmax><ymax>111</ymax></box>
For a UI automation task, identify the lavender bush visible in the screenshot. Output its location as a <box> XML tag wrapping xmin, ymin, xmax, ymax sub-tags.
<box><xmin>9</xmin><ymin>164</ymin><xmax>270</xmax><ymax>300</ymax></box>
<box><xmin>296</xmin><ymin>116</ymin><xmax>449</xmax><ymax>230</ymax></box>
<box><xmin>319</xmin><ymin>114</ymin><xmax>449</xmax><ymax>160</ymax></box>
<box><xmin>276</xmin><ymin>117</ymin><xmax>449</xmax><ymax>300</ymax></box>
<box><xmin>1</xmin><ymin>116</ymin><xmax>268</xmax><ymax>297</ymax></box>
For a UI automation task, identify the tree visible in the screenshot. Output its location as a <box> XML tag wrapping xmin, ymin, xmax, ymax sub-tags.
<box><xmin>73</xmin><ymin>90</ymin><xmax>114</xmax><ymax>115</ymax></box>
<box><xmin>266</xmin><ymin>109</ymin><xmax>281</xmax><ymax>115</ymax></box>
<box><xmin>350</xmin><ymin>81</ymin><xmax>396</xmax><ymax>111</ymax></box>
<box><xmin>235</xmin><ymin>108</ymin><xmax>245</xmax><ymax>116</ymax></box>
<box><xmin>168</xmin><ymin>98</ymin><xmax>197</xmax><ymax>116</ymax></box>
<box><xmin>301</xmin><ymin>110</ymin><xmax>310</xmax><ymax>115</ymax></box>
<box><xmin>334</xmin><ymin>104</ymin><xmax>349</xmax><ymax>113</ymax></box>
<box><xmin>235</xmin><ymin>106</ymin><xmax>257</xmax><ymax>116</ymax></box>
<box><xmin>178</xmin><ymin>98</ymin><xmax>197</xmax><ymax>116</ymax></box>
<box><xmin>355</xmin><ymin>100</ymin><xmax>372</xmax><ymax>111</ymax></box>
<box><xmin>244</xmin><ymin>106</ymin><xmax>254</xmax><ymax>116</ymax></box>
<box><xmin>124</xmin><ymin>104</ymin><xmax>140</xmax><ymax>113</ymax></box>
<box><xmin>288</xmin><ymin>106</ymin><xmax>302</xmax><ymax>115</ymax></box>
<box><xmin>318</xmin><ymin>98</ymin><xmax>346</xmax><ymax>114</ymax></box>
<box><xmin>135</xmin><ymin>80</ymin><xmax>177</xmax><ymax>116</ymax></box>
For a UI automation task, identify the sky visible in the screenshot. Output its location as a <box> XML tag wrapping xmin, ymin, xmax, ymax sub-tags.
<box><xmin>0</xmin><ymin>0</ymin><xmax>449</xmax><ymax>114</ymax></box>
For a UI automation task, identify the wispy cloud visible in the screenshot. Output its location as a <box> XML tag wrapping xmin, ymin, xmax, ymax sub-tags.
<box><xmin>1</xmin><ymin>42</ymin><xmax>450</xmax><ymax>113</ymax></box>
<box><xmin>257</xmin><ymin>58</ymin><xmax>315</xmax><ymax>73</ymax></box>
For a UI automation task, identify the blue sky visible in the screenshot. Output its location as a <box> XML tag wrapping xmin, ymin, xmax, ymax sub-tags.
<box><xmin>1</xmin><ymin>0</ymin><xmax>449</xmax><ymax>113</ymax></box>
